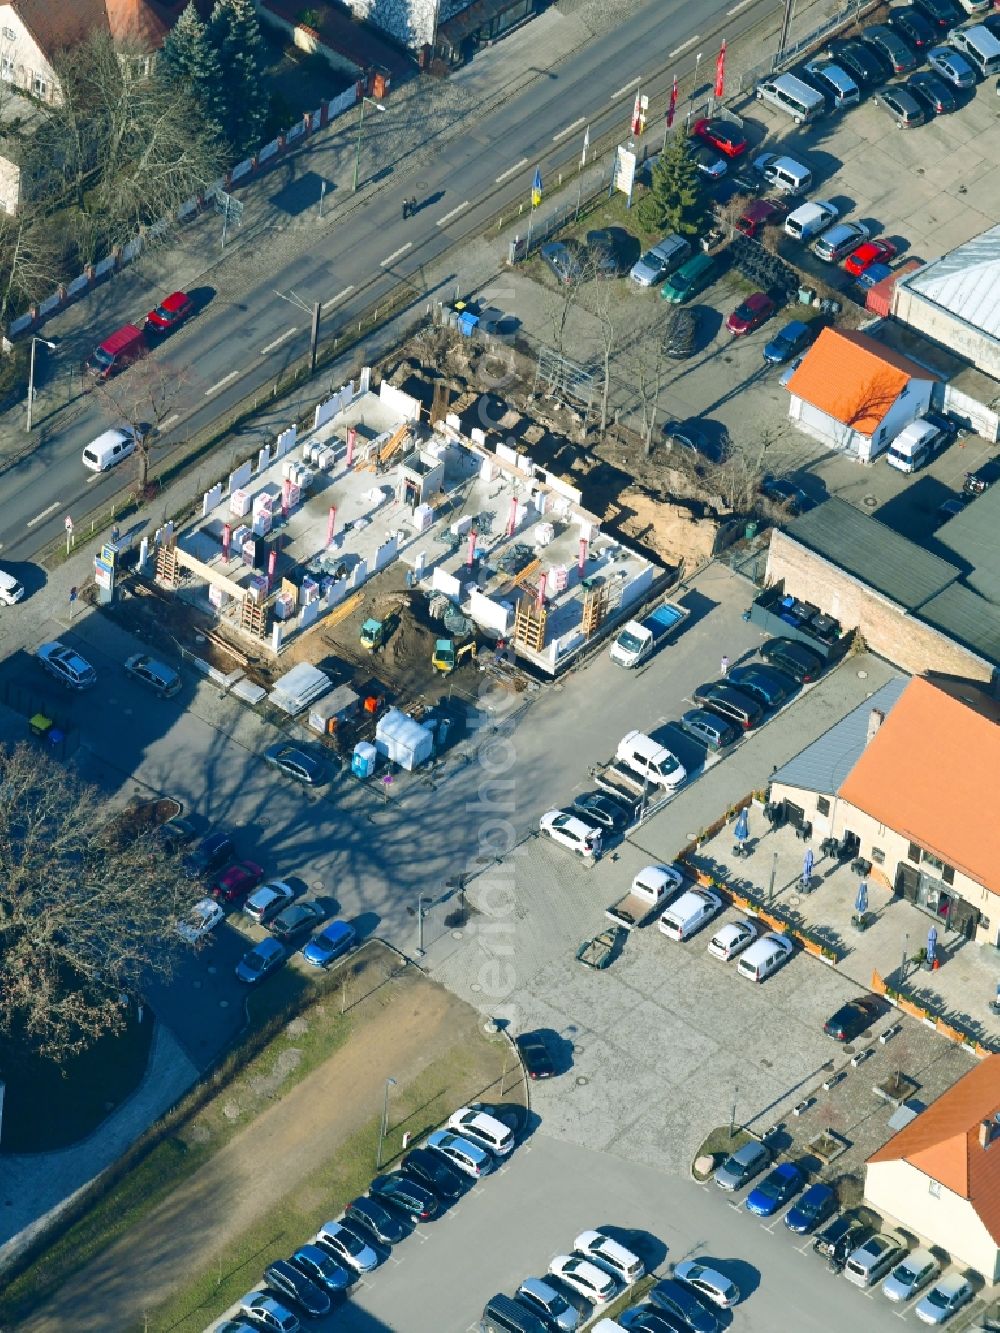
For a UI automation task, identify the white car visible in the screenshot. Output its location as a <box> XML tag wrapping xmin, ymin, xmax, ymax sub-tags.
<box><xmin>573</xmin><ymin>1229</ymin><xmax>645</xmax><ymax>1283</ymax></box>
<box><xmin>315</xmin><ymin>1219</ymin><xmax>378</xmax><ymax>1273</ymax></box>
<box><xmin>244</xmin><ymin>881</ymin><xmax>295</xmax><ymax>925</ymax></box>
<box><xmin>674</xmin><ymin>1259</ymin><xmax>739</xmax><ymax>1308</ymax></box>
<box><xmin>0</xmin><ymin>568</ymin><xmax>24</xmax><ymax>605</ymax></box>
<box><xmin>658</xmin><ymin>888</ymin><xmax>723</xmax><ymax>941</ymax></box>
<box><xmin>539</xmin><ymin>809</ymin><xmax>602</xmax><ymax>858</ymax></box>
<box><xmin>706</xmin><ymin>918</ymin><xmax>757</xmax><ymax>961</ymax></box>
<box><xmin>176</xmin><ymin>898</ymin><xmax>224</xmax><ymax>944</ymax></box>
<box><xmin>238</xmin><ymin>1291</ymin><xmax>299</xmax><ymax>1333</ymax></box>
<box><xmin>36</xmin><ymin>640</ymin><xmax>96</xmax><ymax>689</ymax></box>
<box><xmin>447</xmin><ymin>1106</ymin><xmax>514</xmax><ymax>1156</ymax></box>
<box><xmin>914</xmin><ymin>1273</ymin><xmax>974</xmax><ymax>1325</ymax></box>
<box><xmin>548</xmin><ymin>1254</ymin><xmax>618</xmax><ymax>1305</ymax></box>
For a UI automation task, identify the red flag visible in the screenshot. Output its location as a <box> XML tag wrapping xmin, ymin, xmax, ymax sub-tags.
<box><xmin>630</xmin><ymin>91</ymin><xmax>642</xmax><ymax>136</ymax></box>
<box><xmin>666</xmin><ymin>75</ymin><xmax>678</xmax><ymax>129</ymax></box>
<box><xmin>715</xmin><ymin>39</ymin><xmax>726</xmax><ymax>98</ymax></box>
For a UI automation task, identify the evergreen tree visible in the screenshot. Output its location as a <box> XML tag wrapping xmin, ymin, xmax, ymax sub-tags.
<box><xmin>208</xmin><ymin>0</ymin><xmax>270</xmax><ymax>157</ymax></box>
<box><xmin>158</xmin><ymin>2</ymin><xmax>226</xmax><ymax>137</ymax></box>
<box><xmin>637</xmin><ymin>131</ymin><xmax>706</xmax><ymax>237</ymax></box>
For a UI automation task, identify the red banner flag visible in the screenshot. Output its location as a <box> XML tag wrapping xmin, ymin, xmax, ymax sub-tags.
<box><xmin>630</xmin><ymin>91</ymin><xmax>642</xmax><ymax>136</ymax></box>
<box><xmin>666</xmin><ymin>75</ymin><xmax>678</xmax><ymax>129</ymax></box>
<box><xmin>715</xmin><ymin>39</ymin><xmax>726</xmax><ymax>98</ymax></box>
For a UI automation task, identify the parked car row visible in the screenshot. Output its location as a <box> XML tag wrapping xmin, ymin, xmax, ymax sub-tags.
<box><xmin>222</xmin><ymin>1103</ymin><xmax>522</xmax><ymax>1333</ymax></box>
<box><xmin>86</xmin><ymin>288</ymin><xmax>194</xmax><ymax>380</ymax></box>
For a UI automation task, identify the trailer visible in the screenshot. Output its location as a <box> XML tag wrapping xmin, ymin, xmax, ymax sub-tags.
<box><xmin>576</xmin><ymin>925</ymin><xmax>628</xmax><ymax>969</ymax></box>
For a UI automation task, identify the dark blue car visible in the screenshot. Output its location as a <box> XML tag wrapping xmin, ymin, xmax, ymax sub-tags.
<box><xmin>648</xmin><ymin>1276</ymin><xmax>721</xmax><ymax>1332</ymax></box>
<box><xmin>763</xmin><ymin>318</ymin><xmax>814</xmax><ymax>364</ymax></box>
<box><xmin>302</xmin><ymin>920</ymin><xmax>356</xmax><ymax>969</ymax></box>
<box><xmin>745</xmin><ymin>1161</ymin><xmax>804</xmax><ymax>1217</ymax></box>
<box><xmin>784</xmin><ymin>1181</ymin><xmax>837</xmax><ymax>1233</ymax></box>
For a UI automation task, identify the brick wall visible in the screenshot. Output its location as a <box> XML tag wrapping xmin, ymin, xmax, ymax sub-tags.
<box><xmin>766</xmin><ymin>530</ymin><xmax>995</xmax><ymax>686</ymax></box>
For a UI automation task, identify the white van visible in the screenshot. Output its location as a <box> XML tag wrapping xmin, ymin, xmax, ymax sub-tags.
<box><xmin>736</xmin><ymin>932</ymin><xmax>794</xmax><ymax>982</ymax></box>
<box><xmin>885</xmin><ymin>417</ymin><xmax>949</xmax><ymax>473</ymax></box>
<box><xmin>756</xmin><ymin>72</ymin><xmax>826</xmax><ymax>123</ymax></box>
<box><xmin>753</xmin><ymin>153</ymin><xmax>813</xmax><ymax>196</ymax></box>
<box><xmin>949</xmin><ymin>25</ymin><xmax>1000</xmax><ymax>77</ymax></box>
<box><xmin>616</xmin><ymin>730</ymin><xmax>686</xmax><ymax>789</ymax></box>
<box><xmin>658</xmin><ymin>888</ymin><xmax>723</xmax><ymax>941</ymax></box>
<box><xmin>574</xmin><ymin>1230</ymin><xmax>645</xmax><ymax>1284</ymax></box>
<box><xmin>0</xmin><ymin>568</ymin><xmax>24</xmax><ymax>605</ymax></box>
<box><xmin>82</xmin><ymin>426</ymin><xmax>138</xmax><ymax>473</ymax></box>
<box><xmin>784</xmin><ymin>200</ymin><xmax>838</xmax><ymax>241</ymax></box>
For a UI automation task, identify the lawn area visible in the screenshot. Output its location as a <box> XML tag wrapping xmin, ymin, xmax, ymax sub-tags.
<box><xmin>0</xmin><ymin>1003</ymin><xmax>155</xmax><ymax>1153</ymax></box>
<box><xmin>692</xmin><ymin>1124</ymin><xmax>752</xmax><ymax>1180</ymax></box>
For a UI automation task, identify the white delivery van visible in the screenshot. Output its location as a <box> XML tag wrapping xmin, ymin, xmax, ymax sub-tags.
<box><xmin>616</xmin><ymin>730</ymin><xmax>686</xmax><ymax>789</ymax></box>
<box><xmin>756</xmin><ymin>72</ymin><xmax>826</xmax><ymax>123</ymax></box>
<box><xmin>658</xmin><ymin>888</ymin><xmax>723</xmax><ymax>941</ymax></box>
<box><xmin>784</xmin><ymin>200</ymin><xmax>838</xmax><ymax>240</ymax></box>
<box><xmin>736</xmin><ymin>932</ymin><xmax>794</xmax><ymax>982</ymax></box>
<box><xmin>885</xmin><ymin>417</ymin><xmax>949</xmax><ymax>473</ymax></box>
<box><xmin>949</xmin><ymin>25</ymin><xmax>1000</xmax><ymax>77</ymax></box>
<box><xmin>82</xmin><ymin>427</ymin><xmax>138</xmax><ymax>473</ymax></box>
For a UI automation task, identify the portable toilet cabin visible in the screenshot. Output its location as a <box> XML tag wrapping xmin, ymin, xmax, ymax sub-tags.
<box><xmin>352</xmin><ymin>741</ymin><xmax>378</xmax><ymax>779</ymax></box>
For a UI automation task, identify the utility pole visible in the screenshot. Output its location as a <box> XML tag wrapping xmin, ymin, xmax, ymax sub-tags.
<box><xmin>274</xmin><ymin>289</ymin><xmax>321</xmax><ymax>374</ymax></box>
<box><xmin>26</xmin><ymin>335</ymin><xmax>56</xmax><ymax>432</ymax></box>
<box><xmin>777</xmin><ymin>0</ymin><xmax>795</xmax><ymax>57</ymax></box>
<box><xmin>353</xmin><ymin>96</ymin><xmax>386</xmax><ymax>193</ymax></box>
<box><xmin>376</xmin><ymin>1076</ymin><xmax>397</xmax><ymax>1169</ymax></box>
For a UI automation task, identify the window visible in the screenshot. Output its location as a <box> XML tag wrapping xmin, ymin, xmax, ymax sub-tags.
<box><xmin>907</xmin><ymin>841</ymin><xmax>921</xmax><ymax>863</ymax></box>
<box><xmin>816</xmin><ymin>796</ymin><xmax>830</xmax><ymax>816</ymax></box>
<box><xmin>941</xmin><ymin>864</ymin><xmax>954</xmax><ymax>886</ymax></box>
<box><xmin>1</xmin><ymin>25</ymin><xmax>14</xmax><ymax>40</ymax></box>
<box><xmin>32</xmin><ymin>73</ymin><xmax>46</xmax><ymax>97</ymax></box>
<box><xmin>928</xmin><ymin>1179</ymin><xmax>941</xmax><ymax>1198</ymax></box>
<box><xmin>870</xmin><ymin>847</ymin><xmax>885</xmax><ymax>865</ymax></box>
<box><xmin>0</xmin><ymin>55</ymin><xmax>12</xmax><ymax>82</ymax></box>
<box><xmin>922</xmin><ymin>850</ymin><xmax>945</xmax><ymax>873</ymax></box>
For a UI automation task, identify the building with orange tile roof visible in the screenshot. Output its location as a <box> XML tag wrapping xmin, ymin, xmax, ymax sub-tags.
<box><xmin>865</xmin><ymin>1054</ymin><xmax>1000</xmax><ymax>1279</ymax></box>
<box><xmin>770</xmin><ymin>676</ymin><xmax>1000</xmax><ymax>946</ymax></box>
<box><xmin>785</xmin><ymin>327</ymin><xmax>936</xmax><ymax>462</ymax></box>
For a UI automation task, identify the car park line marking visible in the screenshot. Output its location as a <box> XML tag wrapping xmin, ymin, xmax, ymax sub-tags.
<box><xmin>728</xmin><ymin>0</ymin><xmax>754</xmax><ymax>12</ymax></box>
<box><xmin>611</xmin><ymin>75</ymin><xmax>642</xmax><ymax>98</ymax></box>
<box><xmin>669</xmin><ymin>36</ymin><xmax>698</xmax><ymax>58</ymax></box>
<box><xmin>260</xmin><ymin>327</ymin><xmax>297</xmax><ymax>356</ymax></box>
<box><xmin>26</xmin><ymin>501</ymin><xmax>61</xmax><ymax>526</ymax></box>
<box><xmin>437</xmin><ymin>200</ymin><xmax>470</xmax><ymax>226</ymax></box>
<box><xmin>496</xmin><ymin>157</ymin><xmax>528</xmax><ymax>184</ymax></box>
<box><xmin>204</xmin><ymin>369</ymin><xmax>240</xmax><ymax>396</ymax></box>
<box><xmin>553</xmin><ymin>116</ymin><xmax>586</xmax><ymax>141</ymax></box>
<box><xmin>325</xmin><ymin>285</ymin><xmax>355</xmax><ymax>309</ymax></box>
<box><xmin>160</xmin><ymin>412</ymin><xmax>179</xmax><ymax>430</ymax></box>
<box><xmin>381</xmin><ymin>242</ymin><xmax>413</xmax><ymax>266</ymax></box>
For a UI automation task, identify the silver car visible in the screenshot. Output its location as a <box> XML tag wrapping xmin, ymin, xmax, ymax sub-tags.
<box><xmin>36</xmin><ymin>640</ymin><xmax>96</xmax><ymax>689</ymax></box>
<box><xmin>883</xmin><ymin>1248</ymin><xmax>939</xmax><ymax>1302</ymax></box>
<box><xmin>914</xmin><ymin>1272</ymin><xmax>974</xmax><ymax>1324</ymax></box>
<box><xmin>812</xmin><ymin>221</ymin><xmax>870</xmax><ymax>262</ymax></box>
<box><xmin>927</xmin><ymin>45</ymin><xmax>977</xmax><ymax>87</ymax></box>
<box><xmin>515</xmin><ymin>1277</ymin><xmax>581</xmax><ymax>1331</ymax></box>
<box><xmin>125</xmin><ymin>653</ymin><xmax>181</xmax><ymax>697</ymax></box>
<box><xmin>714</xmin><ymin>1140</ymin><xmax>770</xmax><ymax>1190</ymax></box>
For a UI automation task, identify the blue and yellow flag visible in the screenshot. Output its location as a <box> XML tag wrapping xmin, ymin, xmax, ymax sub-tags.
<box><xmin>531</xmin><ymin>167</ymin><xmax>542</xmax><ymax>207</ymax></box>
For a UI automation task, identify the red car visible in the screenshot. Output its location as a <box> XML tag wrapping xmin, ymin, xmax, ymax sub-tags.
<box><xmin>735</xmin><ymin>198</ymin><xmax>788</xmax><ymax>239</ymax></box>
<box><xmin>145</xmin><ymin>290</ymin><xmax>193</xmax><ymax>335</ymax></box>
<box><xmin>211</xmin><ymin>860</ymin><xmax>264</xmax><ymax>903</ymax></box>
<box><xmin>693</xmin><ymin>117</ymin><xmax>748</xmax><ymax>158</ymax></box>
<box><xmin>726</xmin><ymin>292</ymin><xmax>775</xmax><ymax>336</ymax></box>
<box><xmin>843</xmin><ymin>239</ymin><xmax>897</xmax><ymax>276</ymax></box>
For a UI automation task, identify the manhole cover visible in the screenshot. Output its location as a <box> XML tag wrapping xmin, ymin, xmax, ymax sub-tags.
<box><xmin>575</xmin><ymin>1075</ymin><xmax>589</xmax><ymax>1087</ymax></box>
<box><xmin>760</xmin><ymin>1057</ymin><xmax>773</xmax><ymax>1068</ymax></box>
<box><xmin>471</xmin><ymin>982</ymin><xmax>482</xmax><ymax>993</ymax></box>
<box><xmin>451</xmin><ymin>930</ymin><xmax>464</xmax><ymax>940</ymax></box>
<box><xmin>219</xmin><ymin>999</ymin><xmax>229</xmax><ymax>1008</ymax></box>
<box><xmin>857</xmin><ymin>669</ymin><xmax>868</xmax><ymax>679</ymax></box>
<box><xmin>313</xmin><ymin>880</ymin><xmax>324</xmax><ymax>892</ymax></box>
<box><xmin>862</xmin><ymin>494</ymin><xmax>878</xmax><ymax>508</ymax></box>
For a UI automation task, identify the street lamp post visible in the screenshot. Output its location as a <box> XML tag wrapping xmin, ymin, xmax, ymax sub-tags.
<box><xmin>353</xmin><ymin>96</ymin><xmax>386</xmax><ymax>193</ymax></box>
<box><xmin>26</xmin><ymin>335</ymin><xmax>56</xmax><ymax>432</ymax></box>
<box><xmin>417</xmin><ymin>894</ymin><xmax>428</xmax><ymax>955</ymax></box>
<box><xmin>376</xmin><ymin>1076</ymin><xmax>397</xmax><ymax>1169</ymax></box>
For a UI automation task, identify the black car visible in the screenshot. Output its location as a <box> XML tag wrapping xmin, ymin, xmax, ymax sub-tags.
<box><xmin>269</xmin><ymin>900</ymin><xmax>324</xmax><ymax>942</ymax></box>
<box><xmin>814</xmin><ymin>1214</ymin><xmax>873</xmax><ymax>1266</ymax></box>
<box><xmin>727</xmin><ymin>663</ymin><xmax>796</xmax><ymax>708</ymax></box>
<box><xmin>343</xmin><ymin>1194</ymin><xmax>407</xmax><ymax>1246</ymax></box>
<box><xmin>693</xmin><ymin>680</ymin><xmax>764</xmax><ymax>730</ymax></box>
<box><xmin>401</xmin><ymin>1146</ymin><xmax>466</xmax><ymax>1201</ymax></box>
<box><xmin>829</xmin><ymin>37</ymin><xmax>888</xmax><ymax>86</ymax></box>
<box><xmin>888</xmin><ymin>6</ymin><xmax>936</xmax><ymax>50</ymax></box>
<box><xmin>859</xmin><ymin>24</ymin><xmax>919</xmax><ymax>75</ymax></box>
<box><xmin>759</xmin><ymin>637</ymin><xmax>823</xmax><ymax>684</ymax></box>
<box><xmin>264</xmin><ymin>742</ymin><xmax>329</xmax><ymax>787</ymax></box>
<box><xmin>627</xmin><ymin>1309</ymin><xmax>683</xmax><ymax>1333</ymax></box>
<box><xmin>157</xmin><ymin>816</ymin><xmax>198</xmax><ymax>854</ymax></box>
<box><xmin>263</xmin><ymin>1258</ymin><xmax>332</xmax><ymax>1317</ymax></box>
<box><xmin>824</xmin><ymin>997</ymin><xmax>879</xmax><ymax>1041</ymax></box>
<box><xmin>906</xmin><ymin>69</ymin><xmax>958</xmax><ymax>114</ymax></box>
<box><xmin>540</xmin><ymin>240</ymin><xmax>584</xmax><ymax>285</ymax></box>
<box><xmin>586</xmin><ymin>228</ymin><xmax>625</xmax><ymax>276</ymax></box>
<box><xmin>369</xmin><ymin>1172</ymin><xmax>439</xmax><ymax>1221</ymax></box>
<box><xmin>516</xmin><ymin>1030</ymin><xmax>556</xmax><ymax>1079</ymax></box>
<box><xmin>911</xmin><ymin>0</ymin><xmax>960</xmax><ymax>30</ymax></box>
<box><xmin>648</xmin><ymin>1277</ymin><xmax>721</xmax><ymax>1333</ymax></box>
<box><xmin>183</xmin><ymin>830</ymin><xmax>235</xmax><ymax>880</ymax></box>
<box><xmin>759</xmin><ymin>474</ymin><xmax>816</xmax><ymax>514</ymax></box>
<box><xmin>571</xmin><ymin>790</ymin><xmax>633</xmax><ymax>832</ymax></box>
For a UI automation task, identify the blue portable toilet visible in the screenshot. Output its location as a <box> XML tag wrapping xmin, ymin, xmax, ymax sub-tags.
<box><xmin>352</xmin><ymin>741</ymin><xmax>377</xmax><ymax>779</ymax></box>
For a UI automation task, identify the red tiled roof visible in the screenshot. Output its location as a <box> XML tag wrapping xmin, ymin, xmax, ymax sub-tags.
<box><xmin>785</xmin><ymin>327</ymin><xmax>932</xmax><ymax>436</ymax></box>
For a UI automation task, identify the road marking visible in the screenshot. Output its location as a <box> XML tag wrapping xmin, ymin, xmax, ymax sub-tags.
<box><xmin>324</xmin><ymin>285</ymin><xmax>355</xmax><ymax>309</ymax></box>
<box><xmin>611</xmin><ymin>75</ymin><xmax>642</xmax><ymax>99</ymax></box>
<box><xmin>27</xmin><ymin>501</ymin><xmax>61</xmax><ymax>527</ymax></box>
<box><xmin>729</xmin><ymin>0</ymin><xmax>754</xmax><ymax>10</ymax></box>
<box><xmin>553</xmin><ymin>116</ymin><xmax>586</xmax><ymax>141</ymax></box>
<box><xmin>381</xmin><ymin>242</ymin><xmax>412</xmax><ymax>266</ymax></box>
<box><xmin>495</xmin><ymin>157</ymin><xmax>528</xmax><ymax>184</ymax></box>
<box><xmin>437</xmin><ymin>200</ymin><xmax>470</xmax><ymax>226</ymax></box>
<box><xmin>669</xmin><ymin>35</ymin><xmax>699</xmax><ymax>57</ymax></box>
<box><xmin>204</xmin><ymin>370</ymin><xmax>240</xmax><ymax>397</ymax></box>
<box><xmin>160</xmin><ymin>412</ymin><xmax>179</xmax><ymax>430</ymax></box>
<box><xmin>260</xmin><ymin>327</ymin><xmax>297</xmax><ymax>356</ymax></box>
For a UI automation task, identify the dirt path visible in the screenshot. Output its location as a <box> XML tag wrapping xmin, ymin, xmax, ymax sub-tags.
<box><xmin>21</xmin><ymin>968</ymin><xmax>502</xmax><ymax>1333</ymax></box>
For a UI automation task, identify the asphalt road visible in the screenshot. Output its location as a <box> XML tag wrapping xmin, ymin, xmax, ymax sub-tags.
<box><xmin>0</xmin><ymin>0</ymin><xmax>775</xmax><ymax>559</ymax></box>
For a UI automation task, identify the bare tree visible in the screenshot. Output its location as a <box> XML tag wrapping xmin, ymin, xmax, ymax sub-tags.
<box><xmin>716</xmin><ymin>192</ymin><xmax>753</xmax><ymax>239</ymax></box>
<box><xmin>708</xmin><ymin>423</ymin><xmax>788</xmax><ymax>513</ymax></box>
<box><xmin>0</xmin><ymin>211</ymin><xmax>61</xmax><ymax>327</ymax></box>
<box><xmin>0</xmin><ymin>744</ymin><xmax>196</xmax><ymax>1058</ymax></box>
<box><xmin>588</xmin><ymin>262</ymin><xmax>621</xmax><ymax>437</ymax></box>
<box><xmin>92</xmin><ymin>356</ymin><xmax>190</xmax><ymax>493</ymax></box>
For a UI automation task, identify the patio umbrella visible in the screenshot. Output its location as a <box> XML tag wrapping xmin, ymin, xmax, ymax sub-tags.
<box><xmin>927</xmin><ymin>926</ymin><xmax>938</xmax><ymax>965</ymax></box>
<box><xmin>734</xmin><ymin>808</ymin><xmax>749</xmax><ymax>843</ymax></box>
<box><xmin>802</xmin><ymin>847</ymin><xmax>814</xmax><ymax>886</ymax></box>
<box><xmin>855</xmin><ymin>880</ymin><xmax>868</xmax><ymax>915</ymax></box>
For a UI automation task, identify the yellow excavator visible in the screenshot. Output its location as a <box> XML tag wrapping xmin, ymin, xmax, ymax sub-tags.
<box><xmin>432</xmin><ymin>638</ymin><xmax>477</xmax><ymax>675</ymax></box>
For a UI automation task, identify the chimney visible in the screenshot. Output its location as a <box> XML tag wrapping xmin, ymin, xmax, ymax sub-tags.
<box><xmin>979</xmin><ymin>1118</ymin><xmax>994</xmax><ymax>1150</ymax></box>
<box><xmin>866</xmin><ymin>708</ymin><xmax>885</xmax><ymax>746</ymax></box>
